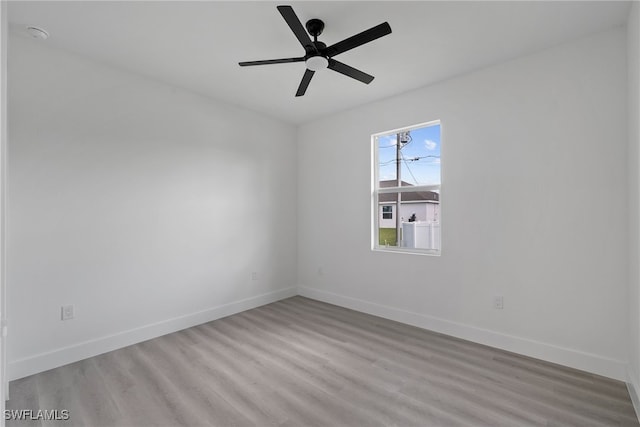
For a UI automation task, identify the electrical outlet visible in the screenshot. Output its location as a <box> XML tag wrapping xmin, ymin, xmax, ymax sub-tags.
<box><xmin>61</xmin><ymin>305</ymin><xmax>75</xmax><ymax>320</ymax></box>
<box><xmin>251</xmin><ymin>272</ymin><xmax>258</xmax><ymax>281</ymax></box>
<box><xmin>493</xmin><ymin>296</ymin><xmax>504</xmax><ymax>310</ymax></box>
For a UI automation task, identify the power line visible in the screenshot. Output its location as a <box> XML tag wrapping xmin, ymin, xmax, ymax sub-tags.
<box><xmin>401</xmin><ymin>152</ymin><xmax>419</xmax><ymax>185</ymax></box>
<box><xmin>379</xmin><ymin>155</ymin><xmax>439</xmax><ymax>167</ymax></box>
<box><xmin>406</xmin><ymin>155</ymin><xmax>440</xmax><ymax>161</ymax></box>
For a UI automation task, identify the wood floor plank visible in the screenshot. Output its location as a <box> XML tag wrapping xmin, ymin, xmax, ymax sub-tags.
<box><xmin>273</xmin><ymin>297</ymin><xmax>638</xmax><ymax>422</ymax></box>
<box><xmin>7</xmin><ymin>296</ymin><xmax>639</xmax><ymax>427</ymax></box>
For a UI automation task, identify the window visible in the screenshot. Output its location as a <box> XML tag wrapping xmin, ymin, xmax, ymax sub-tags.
<box><xmin>372</xmin><ymin>121</ymin><xmax>441</xmax><ymax>254</ymax></box>
<box><xmin>382</xmin><ymin>205</ymin><xmax>393</xmax><ymax>219</ymax></box>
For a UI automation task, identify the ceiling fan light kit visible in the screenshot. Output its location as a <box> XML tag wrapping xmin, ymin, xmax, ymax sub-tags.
<box><xmin>239</xmin><ymin>5</ymin><xmax>392</xmax><ymax>97</ymax></box>
<box><xmin>306</xmin><ymin>56</ymin><xmax>328</xmax><ymax>72</ymax></box>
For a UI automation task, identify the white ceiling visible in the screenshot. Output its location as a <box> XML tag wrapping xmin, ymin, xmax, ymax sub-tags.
<box><xmin>8</xmin><ymin>1</ymin><xmax>631</xmax><ymax>124</ymax></box>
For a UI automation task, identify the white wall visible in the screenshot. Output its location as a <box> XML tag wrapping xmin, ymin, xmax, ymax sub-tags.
<box><xmin>298</xmin><ymin>28</ymin><xmax>628</xmax><ymax>380</ymax></box>
<box><xmin>627</xmin><ymin>0</ymin><xmax>640</xmax><ymax>409</ymax></box>
<box><xmin>7</xmin><ymin>35</ymin><xmax>297</xmax><ymax>379</ymax></box>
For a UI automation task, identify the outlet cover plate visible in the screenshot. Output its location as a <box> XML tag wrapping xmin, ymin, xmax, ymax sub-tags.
<box><xmin>61</xmin><ymin>305</ymin><xmax>74</xmax><ymax>320</ymax></box>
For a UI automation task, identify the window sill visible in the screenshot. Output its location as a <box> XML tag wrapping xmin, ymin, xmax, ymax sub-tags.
<box><xmin>372</xmin><ymin>247</ymin><xmax>441</xmax><ymax>256</ymax></box>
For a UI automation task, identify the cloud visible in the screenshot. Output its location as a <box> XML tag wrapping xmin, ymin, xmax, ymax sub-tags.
<box><xmin>425</xmin><ymin>139</ymin><xmax>437</xmax><ymax>151</ymax></box>
<box><xmin>378</xmin><ymin>135</ymin><xmax>397</xmax><ymax>148</ymax></box>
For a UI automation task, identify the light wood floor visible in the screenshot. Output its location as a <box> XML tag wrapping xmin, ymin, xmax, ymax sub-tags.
<box><xmin>7</xmin><ymin>296</ymin><xmax>639</xmax><ymax>426</ymax></box>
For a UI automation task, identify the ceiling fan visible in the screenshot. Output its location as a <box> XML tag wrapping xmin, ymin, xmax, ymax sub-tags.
<box><xmin>239</xmin><ymin>5</ymin><xmax>392</xmax><ymax>97</ymax></box>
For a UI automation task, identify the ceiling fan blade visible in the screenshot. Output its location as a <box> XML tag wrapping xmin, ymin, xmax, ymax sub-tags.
<box><xmin>296</xmin><ymin>69</ymin><xmax>315</xmax><ymax>97</ymax></box>
<box><xmin>328</xmin><ymin>59</ymin><xmax>374</xmax><ymax>84</ymax></box>
<box><xmin>277</xmin><ymin>5</ymin><xmax>316</xmax><ymax>53</ymax></box>
<box><xmin>325</xmin><ymin>22</ymin><xmax>392</xmax><ymax>58</ymax></box>
<box><xmin>239</xmin><ymin>57</ymin><xmax>305</xmax><ymax>66</ymax></box>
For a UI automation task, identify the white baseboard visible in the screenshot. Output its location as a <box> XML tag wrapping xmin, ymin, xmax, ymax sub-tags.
<box><xmin>8</xmin><ymin>287</ymin><xmax>297</xmax><ymax>381</ymax></box>
<box><xmin>9</xmin><ymin>285</ymin><xmax>629</xmax><ymax>384</ymax></box>
<box><xmin>298</xmin><ymin>286</ymin><xmax>627</xmax><ymax>382</ymax></box>
<box><xmin>628</xmin><ymin>368</ymin><xmax>640</xmax><ymax>422</ymax></box>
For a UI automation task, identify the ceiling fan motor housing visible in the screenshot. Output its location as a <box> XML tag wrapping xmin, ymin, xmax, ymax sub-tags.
<box><xmin>305</xmin><ymin>39</ymin><xmax>328</xmax><ymax>70</ymax></box>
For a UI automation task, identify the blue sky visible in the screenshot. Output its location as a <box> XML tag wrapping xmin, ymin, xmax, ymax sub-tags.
<box><xmin>377</xmin><ymin>123</ymin><xmax>441</xmax><ymax>186</ymax></box>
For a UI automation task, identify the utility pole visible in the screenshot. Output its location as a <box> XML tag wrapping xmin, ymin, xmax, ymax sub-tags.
<box><xmin>396</xmin><ymin>133</ymin><xmax>401</xmax><ymax>246</ymax></box>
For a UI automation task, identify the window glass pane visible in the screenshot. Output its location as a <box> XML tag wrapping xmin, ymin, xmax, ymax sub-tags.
<box><xmin>377</xmin><ymin>134</ymin><xmax>398</xmax><ymax>185</ymax></box>
<box><xmin>377</xmin><ymin>191</ymin><xmax>441</xmax><ymax>250</ymax></box>
<box><xmin>377</xmin><ymin>124</ymin><xmax>441</xmax><ymax>189</ymax></box>
<box><xmin>382</xmin><ymin>205</ymin><xmax>393</xmax><ymax>219</ymax></box>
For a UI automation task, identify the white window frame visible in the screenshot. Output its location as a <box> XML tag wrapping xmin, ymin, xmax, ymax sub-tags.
<box><xmin>371</xmin><ymin>120</ymin><xmax>442</xmax><ymax>256</ymax></box>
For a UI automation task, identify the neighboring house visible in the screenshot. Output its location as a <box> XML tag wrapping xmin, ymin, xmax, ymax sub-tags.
<box><xmin>378</xmin><ymin>180</ymin><xmax>440</xmax><ymax>228</ymax></box>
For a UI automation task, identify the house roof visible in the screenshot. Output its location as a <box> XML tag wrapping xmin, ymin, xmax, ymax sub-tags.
<box><xmin>378</xmin><ymin>180</ymin><xmax>439</xmax><ymax>203</ymax></box>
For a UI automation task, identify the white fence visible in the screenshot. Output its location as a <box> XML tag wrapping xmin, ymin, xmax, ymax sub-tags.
<box><xmin>402</xmin><ymin>222</ymin><xmax>441</xmax><ymax>250</ymax></box>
